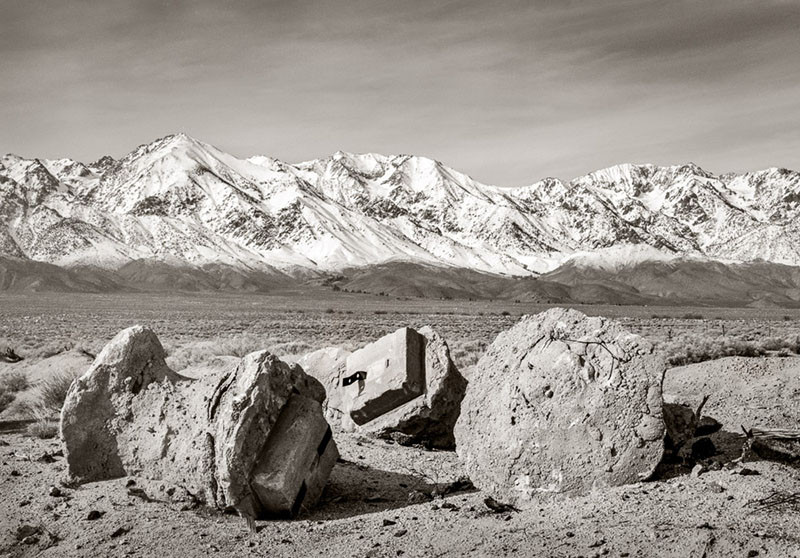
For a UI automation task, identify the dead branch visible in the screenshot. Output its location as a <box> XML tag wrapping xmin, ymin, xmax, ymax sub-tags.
<box><xmin>694</xmin><ymin>394</ymin><xmax>710</xmax><ymax>419</ymax></box>
<box><xmin>746</xmin><ymin>490</ymin><xmax>800</xmax><ymax>513</ymax></box>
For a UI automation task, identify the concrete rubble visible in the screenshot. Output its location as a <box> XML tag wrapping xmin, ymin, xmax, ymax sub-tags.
<box><xmin>60</xmin><ymin>325</ymin><xmax>338</xmax><ymax>518</ymax></box>
<box><xmin>454</xmin><ymin>308</ymin><xmax>666</xmax><ymax>507</ymax></box>
<box><xmin>297</xmin><ymin>327</ymin><xmax>467</xmax><ymax>449</ymax></box>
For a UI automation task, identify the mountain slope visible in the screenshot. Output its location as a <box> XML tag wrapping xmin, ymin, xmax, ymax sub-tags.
<box><xmin>2</xmin><ymin>133</ymin><xmax>800</xmax><ymax>302</ymax></box>
<box><xmin>541</xmin><ymin>256</ymin><xmax>800</xmax><ymax>307</ymax></box>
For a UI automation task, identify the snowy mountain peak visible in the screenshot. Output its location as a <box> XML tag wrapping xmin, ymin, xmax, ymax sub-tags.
<box><xmin>2</xmin><ymin>134</ymin><xmax>800</xmax><ymax>276</ymax></box>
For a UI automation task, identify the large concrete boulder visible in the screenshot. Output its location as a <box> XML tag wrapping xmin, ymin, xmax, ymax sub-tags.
<box><xmin>454</xmin><ymin>308</ymin><xmax>665</xmax><ymax>506</ymax></box>
<box><xmin>60</xmin><ymin>325</ymin><xmax>337</xmax><ymax>518</ymax></box>
<box><xmin>338</xmin><ymin>326</ymin><xmax>467</xmax><ymax>449</ymax></box>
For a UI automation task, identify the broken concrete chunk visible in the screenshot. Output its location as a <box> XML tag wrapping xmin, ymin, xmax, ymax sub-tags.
<box><xmin>250</xmin><ymin>393</ymin><xmax>339</xmax><ymax>517</ymax></box>
<box><xmin>60</xmin><ymin>326</ymin><xmax>184</xmax><ymax>482</ymax></box>
<box><xmin>454</xmin><ymin>308</ymin><xmax>666</xmax><ymax>507</ymax></box>
<box><xmin>344</xmin><ymin>327</ymin><xmax>426</xmax><ymax>426</ymax></box>
<box><xmin>60</xmin><ymin>325</ymin><xmax>337</xmax><ymax>518</ymax></box>
<box><xmin>335</xmin><ymin>326</ymin><xmax>466</xmax><ymax>449</ymax></box>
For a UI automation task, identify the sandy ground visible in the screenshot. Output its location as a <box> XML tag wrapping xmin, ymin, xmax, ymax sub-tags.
<box><xmin>2</xmin><ymin>356</ymin><xmax>800</xmax><ymax>557</ymax></box>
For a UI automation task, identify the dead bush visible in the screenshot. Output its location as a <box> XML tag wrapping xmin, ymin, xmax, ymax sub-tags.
<box><xmin>0</xmin><ymin>390</ymin><xmax>14</xmax><ymax>414</ymax></box>
<box><xmin>27</xmin><ymin>419</ymin><xmax>59</xmax><ymax>439</ymax></box>
<box><xmin>0</xmin><ymin>370</ymin><xmax>30</xmax><ymax>415</ymax></box>
<box><xmin>37</xmin><ymin>370</ymin><xmax>80</xmax><ymax>416</ymax></box>
<box><xmin>0</xmin><ymin>370</ymin><xmax>30</xmax><ymax>393</ymax></box>
<box><xmin>451</xmin><ymin>339</ymin><xmax>488</xmax><ymax>369</ymax></box>
<box><xmin>660</xmin><ymin>333</ymin><xmax>800</xmax><ymax>367</ymax></box>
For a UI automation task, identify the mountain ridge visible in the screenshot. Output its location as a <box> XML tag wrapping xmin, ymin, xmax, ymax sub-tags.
<box><xmin>2</xmin><ymin>133</ymin><xmax>800</xmax><ymax>301</ymax></box>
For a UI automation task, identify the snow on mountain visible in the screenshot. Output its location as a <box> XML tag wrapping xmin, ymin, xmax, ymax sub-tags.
<box><xmin>2</xmin><ymin>133</ymin><xmax>800</xmax><ymax>278</ymax></box>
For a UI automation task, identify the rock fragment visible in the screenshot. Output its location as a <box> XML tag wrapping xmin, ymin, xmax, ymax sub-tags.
<box><xmin>334</xmin><ymin>327</ymin><xmax>467</xmax><ymax>449</ymax></box>
<box><xmin>455</xmin><ymin>308</ymin><xmax>666</xmax><ymax>507</ymax></box>
<box><xmin>60</xmin><ymin>325</ymin><xmax>338</xmax><ymax>518</ymax></box>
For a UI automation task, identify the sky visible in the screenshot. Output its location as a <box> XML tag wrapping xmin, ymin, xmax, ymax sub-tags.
<box><xmin>2</xmin><ymin>0</ymin><xmax>800</xmax><ymax>187</ymax></box>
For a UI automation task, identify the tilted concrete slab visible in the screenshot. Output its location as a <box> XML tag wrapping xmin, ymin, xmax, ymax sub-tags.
<box><xmin>250</xmin><ymin>393</ymin><xmax>339</xmax><ymax>518</ymax></box>
<box><xmin>343</xmin><ymin>327</ymin><xmax>426</xmax><ymax>425</ymax></box>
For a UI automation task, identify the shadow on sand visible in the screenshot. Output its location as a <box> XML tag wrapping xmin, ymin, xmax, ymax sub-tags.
<box><xmin>654</xmin><ymin>421</ymin><xmax>772</xmax><ymax>480</ymax></box>
<box><xmin>307</xmin><ymin>458</ymin><xmax>468</xmax><ymax>520</ymax></box>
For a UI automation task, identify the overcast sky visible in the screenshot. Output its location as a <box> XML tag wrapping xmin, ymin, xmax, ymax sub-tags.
<box><xmin>2</xmin><ymin>0</ymin><xmax>799</xmax><ymax>186</ymax></box>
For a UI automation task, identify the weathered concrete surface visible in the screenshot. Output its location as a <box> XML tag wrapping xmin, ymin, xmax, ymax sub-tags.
<box><xmin>344</xmin><ymin>327</ymin><xmax>426</xmax><ymax>426</ymax></box>
<box><xmin>454</xmin><ymin>308</ymin><xmax>665</xmax><ymax>506</ymax></box>
<box><xmin>60</xmin><ymin>326</ymin><xmax>185</xmax><ymax>482</ymax></box>
<box><xmin>60</xmin><ymin>325</ymin><xmax>337</xmax><ymax>518</ymax></box>
<box><xmin>289</xmin><ymin>347</ymin><xmax>351</xmax><ymax>422</ymax></box>
<box><xmin>340</xmin><ymin>326</ymin><xmax>467</xmax><ymax>449</ymax></box>
<box><xmin>250</xmin><ymin>395</ymin><xmax>338</xmax><ymax>516</ymax></box>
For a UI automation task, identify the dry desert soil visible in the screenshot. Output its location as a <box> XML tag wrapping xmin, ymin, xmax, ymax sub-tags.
<box><xmin>1</xmin><ymin>294</ymin><xmax>800</xmax><ymax>557</ymax></box>
<box><xmin>0</xmin><ymin>355</ymin><xmax>799</xmax><ymax>557</ymax></box>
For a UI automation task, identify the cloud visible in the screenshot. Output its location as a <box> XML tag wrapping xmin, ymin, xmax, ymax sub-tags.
<box><xmin>1</xmin><ymin>0</ymin><xmax>798</xmax><ymax>185</ymax></box>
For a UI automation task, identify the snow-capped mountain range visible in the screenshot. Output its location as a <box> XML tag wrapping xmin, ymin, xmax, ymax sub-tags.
<box><xmin>2</xmin><ymin>133</ymin><xmax>800</xmax><ymax>280</ymax></box>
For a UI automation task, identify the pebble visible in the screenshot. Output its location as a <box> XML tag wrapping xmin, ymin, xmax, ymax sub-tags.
<box><xmin>394</xmin><ymin>529</ymin><xmax>408</xmax><ymax>537</ymax></box>
<box><xmin>48</xmin><ymin>485</ymin><xmax>62</xmax><ymax>497</ymax></box>
<box><xmin>111</xmin><ymin>527</ymin><xmax>130</xmax><ymax>539</ymax></box>
<box><xmin>37</xmin><ymin>453</ymin><xmax>56</xmax><ymax>464</ymax></box>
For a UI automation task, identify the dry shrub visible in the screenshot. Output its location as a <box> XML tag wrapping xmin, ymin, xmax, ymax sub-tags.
<box><xmin>27</xmin><ymin>420</ymin><xmax>59</xmax><ymax>439</ymax></box>
<box><xmin>660</xmin><ymin>334</ymin><xmax>800</xmax><ymax>367</ymax></box>
<box><xmin>5</xmin><ymin>396</ymin><xmax>37</xmax><ymax>419</ymax></box>
<box><xmin>451</xmin><ymin>339</ymin><xmax>488</xmax><ymax>370</ymax></box>
<box><xmin>268</xmin><ymin>341</ymin><xmax>314</xmax><ymax>356</ymax></box>
<box><xmin>28</xmin><ymin>421</ymin><xmax>59</xmax><ymax>438</ymax></box>
<box><xmin>760</xmin><ymin>336</ymin><xmax>800</xmax><ymax>353</ymax></box>
<box><xmin>166</xmin><ymin>334</ymin><xmax>323</xmax><ymax>371</ymax></box>
<box><xmin>33</xmin><ymin>340</ymin><xmax>73</xmax><ymax>359</ymax></box>
<box><xmin>36</xmin><ymin>371</ymin><xmax>80</xmax><ymax>416</ymax></box>
<box><xmin>166</xmin><ymin>334</ymin><xmax>270</xmax><ymax>370</ymax></box>
<box><xmin>0</xmin><ymin>370</ymin><xmax>30</xmax><ymax>414</ymax></box>
<box><xmin>0</xmin><ymin>390</ymin><xmax>14</xmax><ymax>414</ymax></box>
<box><xmin>0</xmin><ymin>370</ymin><xmax>30</xmax><ymax>393</ymax></box>
<box><xmin>21</xmin><ymin>403</ymin><xmax>59</xmax><ymax>439</ymax></box>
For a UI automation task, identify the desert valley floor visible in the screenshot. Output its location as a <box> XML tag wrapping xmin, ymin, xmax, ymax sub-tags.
<box><xmin>2</xmin><ymin>290</ymin><xmax>800</xmax><ymax>557</ymax></box>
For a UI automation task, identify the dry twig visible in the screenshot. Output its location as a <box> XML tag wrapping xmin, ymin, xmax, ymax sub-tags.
<box><xmin>746</xmin><ymin>491</ymin><xmax>800</xmax><ymax>513</ymax></box>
